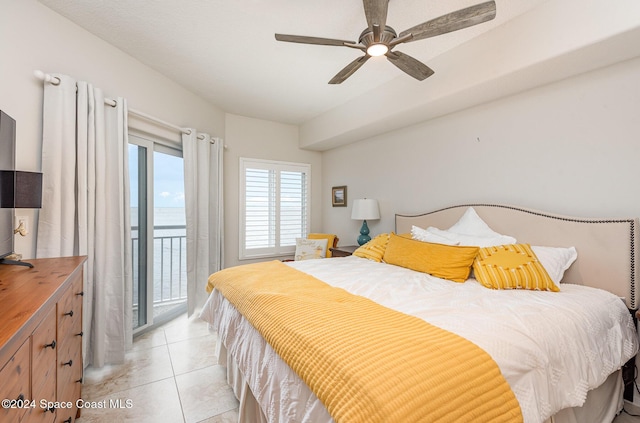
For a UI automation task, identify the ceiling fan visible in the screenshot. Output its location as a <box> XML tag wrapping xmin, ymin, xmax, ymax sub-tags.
<box><xmin>275</xmin><ymin>0</ymin><xmax>496</xmax><ymax>84</ymax></box>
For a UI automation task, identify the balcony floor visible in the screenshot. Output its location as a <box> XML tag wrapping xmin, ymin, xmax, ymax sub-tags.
<box><xmin>133</xmin><ymin>299</ymin><xmax>187</xmax><ymax>330</ymax></box>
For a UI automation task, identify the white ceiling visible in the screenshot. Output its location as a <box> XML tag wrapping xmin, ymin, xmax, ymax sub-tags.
<box><xmin>38</xmin><ymin>0</ymin><xmax>548</xmax><ymax>126</ymax></box>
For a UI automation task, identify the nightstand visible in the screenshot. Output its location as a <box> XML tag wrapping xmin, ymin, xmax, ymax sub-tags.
<box><xmin>624</xmin><ymin>309</ymin><xmax>640</xmax><ymax>401</ymax></box>
<box><xmin>330</xmin><ymin>245</ymin><xmax>359</xmax><ymax>257</ymax></box>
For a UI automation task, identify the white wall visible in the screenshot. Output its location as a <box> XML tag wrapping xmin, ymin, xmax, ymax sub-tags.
<box><xmin>322</xmin><ymin>56</ymin><xmax>640</xmax><ymax>245</ymax></box>
<box><xmin>224</xmin><ymin>114</ymin><xmax>322</xmax><ymax>268</ymax></box>
<box><xmin>301</xmin><ymin>1</ymin><xmax>640</xmax><ymax>151</ymax></box>
<box><xmin>1</xmin><ymin>0</ymin><xmax>322</xmax><ymax>269</ymax></box>
<box><xmin>0</xmin><ymin>0</ymin><xmax>226</xmax><ymax>259</ymax></box>
<box><xmin>5</xmin><ymin>0</ymin><xmax>639</xmax><ymax>270</ymax></box>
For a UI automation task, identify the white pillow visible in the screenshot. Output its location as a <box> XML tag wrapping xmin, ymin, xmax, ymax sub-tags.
<box><xmin>531</xmin><ymin>246</ymin><xmax>577</xmax><ymax>284</ymax></box>
<box><xmin>425</xmin><ymin>227</ymin><xmax>512</xmax><ymax>247</ymax></box>
<box><xmin>449</xmin><ymin>207</ymin><xmax>515</xmax><ymax>238</ymax></box>
<box><xmin>294</xmin><ymin>238</ymin><xmax>328</xmax><ymax>261</ymax></box>
<box><xmin>411</xmin><ymin>225</ymin><xmax>459</xmax><ymax>245</ymax></box>
<box><xmin>423</xmin><ymin>207</ymin><xmax>517</xmax><ymax>247</ymax></box>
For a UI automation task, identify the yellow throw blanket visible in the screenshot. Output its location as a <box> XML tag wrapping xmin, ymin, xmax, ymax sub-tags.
<box><xmin>207</xmin><ymin>261</ymin><xmax>523</xmax><ymax>423</ymax></box>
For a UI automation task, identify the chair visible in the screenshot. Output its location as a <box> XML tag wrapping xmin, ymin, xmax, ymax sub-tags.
<box><xmin>308</xmin><ymin>233</ymin><xmax>339</xmax><ymax>258</ymax></box>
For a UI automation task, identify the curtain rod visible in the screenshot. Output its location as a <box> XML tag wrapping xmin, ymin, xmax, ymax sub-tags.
<box><xmin>127</xmin><ymin>106</ymin><xmax>190</xmax><ymax>135</ymax></box>
<box><xmin>33</xmin><ymin>70</ymin><xmax>214</xmax><ymax>142</ymax></box>
<box><xmin>34</xmin><ymin>71</ymin><xmax>119</xmax><ymax>109</ymax></box>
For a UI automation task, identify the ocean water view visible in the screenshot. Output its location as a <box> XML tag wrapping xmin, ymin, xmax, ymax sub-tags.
<box><xmin>131</xmin><ymin>207</ymin><xmax>186</xmax><ymax>227</ymax></box>
<box><xmin>131</xmin><ymin>207</ymin><xmax>187</xmax><ymax>328</ymax></box>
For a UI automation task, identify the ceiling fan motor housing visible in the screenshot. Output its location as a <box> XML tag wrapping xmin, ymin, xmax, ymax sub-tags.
<box><xmin>359</xmin><ymin>26</ymin><xmax>397</xmax><ymax>48</ymax></box>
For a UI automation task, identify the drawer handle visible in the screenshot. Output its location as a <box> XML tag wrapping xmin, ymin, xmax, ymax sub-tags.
<box><xmin>76</xmin><ymin>377</ymin><xmax>83</xmax><ymax>383</ymax></box>
<box><xmin>44</xmin><ymin>340</ymin><xmax>56</xmax><ymax>349</ymax></box>
<box><xmin>75</xmin><ymin>331</ymin><xmax>83</xmax><ymax>337</ymax></box>
<box><xmin>45</xmin><ymin>405</ymin><xmax>56</xmax><ymax>413</ymax></box>
<box><xmin>76</xmin><ymin>291</ymin><xmax>84</xmax><ymax>296</ymax></box>
<box><xmin>62</xmin><ymin>359</ymin><xmax>73</xmax><ymax>367</ymax></box>
<box><xmin>17</xmin><ymin>394</ymin><xmax>24</xmax><ymax>402</ymax></box>
<box><xmin>63</xmin><ymin>418</ymin><xmax>72</xmax><ymax>423</ymax></box>
<box><xmin>63</xmin><ymin>310</ymin><xmax>74</xmax><ymax>317</ymax></box>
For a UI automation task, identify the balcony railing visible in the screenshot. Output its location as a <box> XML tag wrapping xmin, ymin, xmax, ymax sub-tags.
<box><xmin>131</xmin><ymin>225</ymin><xmax>187</xmax><ymax>311</ymax></box>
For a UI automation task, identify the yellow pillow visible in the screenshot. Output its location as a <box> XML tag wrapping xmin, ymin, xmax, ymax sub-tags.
<box><xmin>382</xmin><ymin>233</ymin><xmax>479</xmax><ymax>282</ymax></box>
<box><xmin>308</xmin><ymin>233</ymin><xmax>338</xmax><ymax>257</ymax></box>
<box><xmin>473</xmin><ymin>244</ymin><xmax>560</xmax><ymax>291</ymax></box>
<box><xmin>353</xmin><ymin>233</ymin><xmax>391</xmax><ymax>262</ymax></box>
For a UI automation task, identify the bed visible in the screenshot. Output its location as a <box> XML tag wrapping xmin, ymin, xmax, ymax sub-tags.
<box><xmin>200</xmin><ymin>204</ymin><xmax>640</xmax><ymax>423</ymax></box>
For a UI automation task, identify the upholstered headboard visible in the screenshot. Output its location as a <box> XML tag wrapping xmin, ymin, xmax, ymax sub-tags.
<box><xmin>396</xmin><ymin>204</ymin><xmax>639</xmax><ymax>309</ymax></box>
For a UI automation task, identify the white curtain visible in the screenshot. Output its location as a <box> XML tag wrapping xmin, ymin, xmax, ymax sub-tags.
<box><xmin>37</xmin><ymin>75</ymin><xmax>132</xmax><ymax>367</ymax></box>
<box><xmin>182</xmin><ymin>131</ymin><xmax>224</xmax><ymax>316</ymax></box>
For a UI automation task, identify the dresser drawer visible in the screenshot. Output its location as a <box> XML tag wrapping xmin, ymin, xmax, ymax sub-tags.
<box><xmin>25</xmin><ymin>388</ymin><xmax>56</xmax><ymax>423</ymax></box>
<box><xmin>0</xmin><ymin>339</ymin><xmax>31</xmax><ymax>423</ymax></box>
<box><xmin>56</xmin><ymin>381</ymin><xmax>81</xmax><ymax>423</ymax></box>
<box><xmin>57</xmin><ymin>336</ymin><xmax>82</xmax><ymax>386</ymax></box>
<box><xmin>32</xmin><ymin>307</ymin><xmax>58</xmax><ymax>393</ymax></box>
<box><xmin>57</xmin><ymin>276</ymin><xmax>83</xmax><ymax>423</ymax></box>
<box><xmin>57</xmin><ymin>285</ymin><xmax>81</xmax><ymax>339</ymax></box>
<box><xmin>30</xmin><ymin>307</ymin><xmax>58</xmax><ymax>423</ymax></box>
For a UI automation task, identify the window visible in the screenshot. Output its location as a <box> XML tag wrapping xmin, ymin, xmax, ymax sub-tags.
<box><xmin>240</xmin><ymin>158</ymin><xmax>311</xmax><ymax>259</ymax></box>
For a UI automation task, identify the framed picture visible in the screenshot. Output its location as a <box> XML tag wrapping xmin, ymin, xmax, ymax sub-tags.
<box><xmin>332</xmin><ymin>186</ymin><xmax>347</xmax><ymax>207</ymax></box>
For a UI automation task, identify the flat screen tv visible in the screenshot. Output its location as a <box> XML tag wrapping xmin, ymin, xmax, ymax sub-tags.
<box><xmin>0</xmin><ymin>110</ymin><xmax>16</xmax><ymax>261</ymax></box>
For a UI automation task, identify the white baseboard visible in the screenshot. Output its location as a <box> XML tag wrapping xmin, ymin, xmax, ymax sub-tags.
<box><xmin>624</xmin><ymin>400</ymin><xmax>640</xmax><ymax>415</ymax></box>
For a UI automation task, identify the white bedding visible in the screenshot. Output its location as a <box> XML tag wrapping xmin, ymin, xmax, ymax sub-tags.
<box><xmin>200</xmin><ymin>256</ymin><xmax>639</xmax><ymax>423</ymax></box>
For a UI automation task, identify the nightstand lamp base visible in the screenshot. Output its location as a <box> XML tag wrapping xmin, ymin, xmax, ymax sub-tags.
<box><xmin>357</xmin><ymin>220</ymin><xmax>371</xmax><ymax>245</ymax></box>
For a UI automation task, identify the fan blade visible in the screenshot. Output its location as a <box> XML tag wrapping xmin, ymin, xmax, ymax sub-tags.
<box><xmin>399</xmin><ymin>1</ymin><xmax>496</xmax><ymax>43</ymax></box>
<box><xmin>329</xmin><ymin>55</ymin><xmax>371</xmax><ymax>84</ymax></box>
<box><xmin>385</xmin><ymin>51</ymin><xmax>434</xmax><ymax>81</ymax></box>
<box><xmin>275</xmin><ymin>34</ymin><xmax>355</xmax><ymax>47</ymax></box>
<box><xmin>363</xmin><ymin>0</ymin><xmax>389</xmax><ymax>31</ymax></box>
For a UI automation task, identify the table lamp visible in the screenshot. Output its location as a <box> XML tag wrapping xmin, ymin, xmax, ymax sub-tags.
<box><xmin>0</xmin><ymin>170</ymin><xmax>43</xmax><ymax>267</ymax></box>
<box><xmin>351</xmin><ymin>198</ymin><xmax>380</xmax><ymax>245</ymax></box>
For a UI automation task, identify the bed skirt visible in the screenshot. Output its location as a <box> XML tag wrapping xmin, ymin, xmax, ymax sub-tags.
<box><xmin>217</xmin><ymin>342</ymin><xmax>268</xmax><ymax>423</ymax></box>
<box><xmin>217</xmin><ymin>340</ymin><xmax>624</xmax><ymax>423</ymax></box>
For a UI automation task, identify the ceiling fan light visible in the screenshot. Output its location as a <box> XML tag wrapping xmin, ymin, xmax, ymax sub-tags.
<box><xmin>366</xmin><ymin>43</ymin><xmax>388</xmax><ymax>57</ymax></box>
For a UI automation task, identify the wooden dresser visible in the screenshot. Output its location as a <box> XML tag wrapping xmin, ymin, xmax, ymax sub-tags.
<box><xmin>0</xmin><ymin>256</ymin><xmax>86</xmax><ymax>423</ymax></box>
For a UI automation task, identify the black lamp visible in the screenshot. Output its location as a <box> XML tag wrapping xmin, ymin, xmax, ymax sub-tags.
<box><xmin>0</xmin><ymin>171</ymin><xmax>43</xmax><ymax>208</ymax></box>
<box><xmin>0</xmin><ymin>170</ymin><xmax>43</xmax><ymax>267</ymax></box>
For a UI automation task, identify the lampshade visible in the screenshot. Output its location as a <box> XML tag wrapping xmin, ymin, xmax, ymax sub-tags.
<box><xmin>0</xmin><ymin>170</ymin><xmax>43</xmax><ymax>209</ymax></box>
<box><xmin>351</xmin><ymin>198</ymin><xmax>380</xmax><ymax>221</ymax></box>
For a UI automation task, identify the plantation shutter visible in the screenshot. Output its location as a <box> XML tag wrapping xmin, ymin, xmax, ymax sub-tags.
<box><xmin>240</xmin><ymin>158</ymin><xmax>310</xmax><ymax>259</ymax></box>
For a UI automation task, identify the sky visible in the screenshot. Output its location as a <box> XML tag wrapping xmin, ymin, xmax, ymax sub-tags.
<box><xmin>129</xmin><ymin>145</ymin><xmax>185</xmax><ymax>209</ymax></box>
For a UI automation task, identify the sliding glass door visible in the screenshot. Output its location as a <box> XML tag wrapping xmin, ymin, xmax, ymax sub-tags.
<box><xmin>129</xmin><ymin>135</ymin><xmax>187</xmax><ymax>332</ymax></box>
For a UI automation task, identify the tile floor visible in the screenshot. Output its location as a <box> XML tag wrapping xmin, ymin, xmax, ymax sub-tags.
<box><xmin>618</xmin><ymin>411</ymin><xmax>640</xmax><ymax>423</ymax></box>
<box><xmin>77</xmin><ymin>313</ymin><xmax>239</xmax><ymax>423</ymax></box>
<box><xmin>618</xmin><ymin>408</ymin><xmax>640</xmax><ymax>423</ymax></box>
<box><xmin>76</xmin><ymin>312</ymin><xmax>640</xmax><ymax>423</ymax></box>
